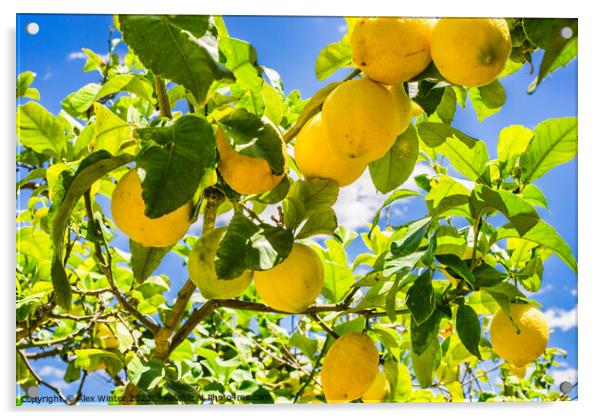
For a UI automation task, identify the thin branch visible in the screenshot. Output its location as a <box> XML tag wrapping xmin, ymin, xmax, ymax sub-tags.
<box><xmin>310</xmin><ymin>314</ymin><xmax>339</xmax><ymax>340</ymax></box>
<box><xmin>18</xmin><ymin>350</ymin><xmax>70</xmax><ymax>405</ymax></box>
<box><xmin>168</xmin><ymin>300</ymin><xmax>219</xmax><ymax>355</ymax></box>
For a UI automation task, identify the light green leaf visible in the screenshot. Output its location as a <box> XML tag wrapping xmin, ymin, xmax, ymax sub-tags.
<box><xmin>296</xmin><ymin>208</ymin><xmax>337</xmax><ymax>239</ymax></box>
<box><xmin>17</xmin><ymin>102</ymin><xmax>66</xmax><ymax>156</ymax></box>
<box><xmin>289</xmin><ymin>333</ymin><xmax>318</xmax><ymax>359</ymax></box>
<box><xmin>468</xmin><ymin>79</ymin><xmax>506</xmax><ymax>122</ymax></box>
<box><xmin>369</xmin><ymin>189</ymin><xmax>421</xmax><ymax>237</ymax></box>
<box><xmin>17</xmin><ymin>71</ymin><xmax>40</xmax><ymax>99</ymax></box>
<box><xmin>130</xmin><ymin>240</ymin><xmax>172</xmax><ymax>282</ymax></box>
<box><xmin>426</xmin><ymin>176</ymin><xmax>471</xmax><ymax>218</ymax></box>
<box><xmin>411</xmin><ymin>339</ymin><xmax>441</xmax><ymax>388</ymax></box>
<box><xmin>93</xmin><ymin>102</ymin><xmax>132</xmax><ymax>154</ymax></box>
<box><xmin>315</xmin><ymin>39</ymin><xmax>353</xmax><ymax>81</ymax></box>
<box><xmin>61</xmin><ymin>83</ymin><xmax>102</xmax><ymax>118</ymax></box>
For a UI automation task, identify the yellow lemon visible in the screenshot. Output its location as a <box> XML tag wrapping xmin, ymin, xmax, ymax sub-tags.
<box><xmin>509</xmin><ymin>363</ymin><xmax>527</xmax><ymax>379</ymax></box>
<box><xmin>351</xmin><ymin>17</ymin><xmax>435</xmax><ymax>84</ymax></box>
<box><xmin>188</xmin><ymin>227</ymin><xmax>253</xmax><ymax>299</ymax></box>
<box><xmin>387</xmin><ymin>84</ymin><xmax>414</xmax><ymax>135</ymax></box>
<box><xmin>321</xmin><ymin>332</ymin><xmax>379</xmax><ymax>403</ymax></box>
<box><xmin>93</xmin><ymin>322</ymin><xmax>119</xmax><ymax>350</ymax></box>
<box><xmin>216</xmin><ymin>128</ymin><xmax>288</xmax><ymax>195</ymax></box>
<box><xmin>111</xmin><ymin>169</ymin><xmax>193</xmax><ymax>247</ymax></box>
<box><xmin>322</xmin><ymin>78</ymin><xmax>402</xmax><ymax>162</ymax></box>
<box><xmin>362</xmin><ymin>371</ymin><xmax>390</xmax><ymax>403</ymax></box>
<box><xmin>431</xmin><ymin>18</ymin><xmax>511</xmax><ymax>87</ymax></box>
<box><xmin>295</xmin><ymin>113</ymin><xmax>367</xmax><ymax>187</ymax></box>
<box><xmin>254</xmin><ymin>243</ymin><xmax>324</xmax><ymax>313</ymax></box>
<box><xmin>490</xmin><ymin>303</ymin><xmax>549</xmax><ymax>367</ymax></box>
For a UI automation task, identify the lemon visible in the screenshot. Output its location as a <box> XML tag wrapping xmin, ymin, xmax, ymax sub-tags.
<box><xmin>362</xmin><ymin>371</ymin><xmax>390</xmax><ymax>403</ymax></box>
<box><xmin>490</xmin><ymin>303</ymin><xmax>549</xmax><ymax>367</ymax></box>
<box><xmin>254</xmin><ymin>243</ymin><xmax>324</xmax><ymax>313</ymax></box>
<box><xmin>322</xmin><ymin>78</ymin><xmax>402</xmax><ymax>162</ymax></box>
<box><xmin>111</xmin><ymin>169</ymin><xmax>193</xmax><ymax>247</ymax></box>
<box><xmin>216</xmin><ymin>127</ymin><xmax>288</xmax><ymax>195</ymax></box>
<box><xmin>295</xmin><ymin>113</ymin><xmax>367</xmax><ymax>187</ymax></box>
<box><xmin>188</xmin><ymin>227</ymin><xmax>253</xmax><ymax>299</ymax></box>
<box><xmin>321</xmin><ymin>332</ymin><xmax>379</xmax><ymax>403</ymax></box>
<box><xmin>387</xmin><ymin>84</ymin><xmax>414</xmax><ymax>135</ymax></box>
<box><xmin>351</xmin><ymin>17</ymin><xmax>435</xmax><ymax>84</ymax></box>
<box><xmin>509</xmin><ymin>363</ymin><xmax>527</xmax><ymax>379</ymax></box>
<box><xmin>431</xmin><ymin>18</ymin><xmax>511</xmax><ymax>87</ymax></box>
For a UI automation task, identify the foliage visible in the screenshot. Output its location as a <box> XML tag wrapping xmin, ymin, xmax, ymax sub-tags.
<box><xmin>16</xmin><ymin>16</ymin><xmax>577</xmax><ymax>405</ymax></box>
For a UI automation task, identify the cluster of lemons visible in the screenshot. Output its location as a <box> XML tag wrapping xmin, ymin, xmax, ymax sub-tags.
<box><xmin>107</xmin><ymin>17</ymin><xmax>550</xmax><ymax>402</ymax></box>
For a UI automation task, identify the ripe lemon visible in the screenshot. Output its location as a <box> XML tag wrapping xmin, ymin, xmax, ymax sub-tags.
<box><xmin>188</xmin><ymin>227</ymin><xmax>253</xmax><ymax>299</ymax></box>
<box><xmin>321</xmin><ymin>332</ymin><xmax>379</xmax><ymax>403</ymax></box>
<box><xmin>93</xmin><ymin>322</ymin><xmax>119</xmax><ymax>350</ymax></box>
<box><xmin>387</xmin><ymin>84</ymin><xmax>414</xmax><ymax>135</ymax></box>
<box><xmin>111</xmin><ymin>169</ymin><xmax>193</xmax><ymax>247</ymax></box>
<box><xmin>216</xmin><ymin>127</ymin><xmax>288</xmax><ymax>195</ymax></box>
<box><xmin>295</xmin><ymin>113</ymin><xmax>367</xmax><ymax>187</ymax></box>
<box><xmin>431</xmin><ymin>18</ymin><xmax>511</xmax><ymax>87</ymax></box>
<box><xmin>362</xmin><ymin>371</ymin><xmax>390</xmax><ymax>403</ymax></box>
<box><xmin>322</xmin><ymin>78</ymin><xmax>403</xmax><ymax>162</ymax></box>
<box><xmin>490</xmin><ymin>303</ymin><xmax>549</xmax><ymax>367</ymax></box>
<box><xmin>254</xmin><ymin>243</ymin><xmax>324</xmax><ymax>313</ymax></box>
<box><xmin>509</xmin><ymin>363</ymin><xmax>527</xmax><ymax>379</ymax></box>
<box><xmin>351</xmin><ymin>17</ymin><xmax>435</xmax><ymax>85</ymax></box>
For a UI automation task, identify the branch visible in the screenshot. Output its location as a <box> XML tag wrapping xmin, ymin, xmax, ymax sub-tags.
<box><xmin>18</xmin><ymin>350</ymin><xmax>70</xmax><ymax>405</ymax></box>
<box><xmin>310</xmin><ymin>314</ymin><xmax>339</xmax><ymax>340</ymax></box>
<box><xmin>167</xmin><ymin>300</ymin><xmax>219</xmax><ymax>355</ymax></box>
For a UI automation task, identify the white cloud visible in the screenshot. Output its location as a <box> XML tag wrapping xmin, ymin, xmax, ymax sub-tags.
<box><xmin>337</xmin><ymin>24</ymin><xmax>347</xmax><ymax>33</ymax></box>
<box><xmin>333</xmin><ymin>163</ymin><xmax>432</xmax><ymax>230</ymax></box>
<box><xmin>544</xmin><ymin>306</ymin><xmax>578</xmax><ymax>332</ymax></box>
<box><xmin>551</xmin><ymin>368</ymin><xmax>577</xmax><ymax>385</ymax></box>
<box><xmin>39</xmin><ymin>366</ymin><xmax>65</xmax><ymax>378</ymax></box>
<box><xmin>68</xmin><ymin>51</ymin><xmax>87</xmax><ymax>60</ymax></box>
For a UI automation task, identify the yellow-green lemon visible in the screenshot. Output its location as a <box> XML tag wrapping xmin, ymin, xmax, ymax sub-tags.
<box><xmin>111</xmin><ymin>169</ymin><xmax>193</xmax><ymax>247</ymax></box>
<box><xmin>216</xmin><ymin>128</ymin><xmax>288</xmax><ymax>195</ymax></box>
<box><xmin>431</xmin><ymin>18</ymin><xmax>511</xmax><ymax>87</ymax></box>
<box><xmin>362</xmin><ymin>371</ymin><xmax>390</xmax><ymax>403</ymax></box>
<box><xmin>351</xmin><ymin>17</ymin><xmax>436</xmax><ymax>84</ymax></box>
<box><xmin>295</xmin><ymin>113</ymin><xmax>367</xmax><ymax>187</ymax></box>
<box><xmin>254</xmin><ymin>243</ymin><xmax>324</xmax><ymax>313</ymax></box>
<box><xmin>490</xmin><ymin>303</ymin><xmax>549</xmax><ymax>367</ymax></box>
<box><xmin>321</xmin><ymin>332</ymin><xmax>379</xmax><ymax>403</ymax></box>
<box><xmin>188</xmin><ymin>227</ymin><xmax>253</xmax><ymax>299</ymax></box>
<box><xmin>322</xmin><ymin>78</ymin><xmax>402</xmax><ymax>162</ymax></box>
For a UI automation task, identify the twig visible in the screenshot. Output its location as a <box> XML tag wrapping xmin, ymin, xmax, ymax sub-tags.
<box><xmin>310</xmin><ymin>314</ymin><xmax>339</xmax><ymax>340</ymax></box>
<box><xmin>168</xmin><ymin>300</ymin><xmax>219</xmax><ymax>354</ymax></box>
<box><xmin>18</xmin><ymin>350</ymin><xmax>70</xmax><ymax>405</ymax></box>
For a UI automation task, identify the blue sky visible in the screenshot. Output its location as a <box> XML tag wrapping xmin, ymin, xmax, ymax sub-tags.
<box><xmin>17</xmin><ymin>14</ymin><xmax>578</xmax><ymax>402</ymax></box>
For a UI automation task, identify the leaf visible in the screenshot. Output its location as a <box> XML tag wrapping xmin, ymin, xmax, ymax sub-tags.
<box><xmin>497</xmin><ymin>124</ymin><xmax>533</xmax><ymax>177</ymax></box>
<box><xmin>497</xmin><ymin>220</ymin><xmax>577</xmax><ymax>273</ymax></box>
<box><xmin>411</xmin><ymin>339</ymin><xmax>441</xmax><ymax>388</ymax></box>
<box><xmin>521</xmin><ymin>184</ymin><xmax>549</xmax><ymax>209</ymax></box>
<box><xmin>219</xmin><ymin>37</ymin><xmax>261</xmax><ymax>91</ymax></box>
<box><xmin>96</xmin><ymin>74</ymin><xmax>154</xmax><ymax>102</ymax></box>
<box><xmin>285</xmin><ymin>178</ymin><xmax>339</xmax><ymax>230</ymax></box>
<box><xmin>390</xmin><ymin>217</ymin><xmax>431</xmax><ymax>257</ymax></box>
<box><xmin>17</xmin><ymin>102</ymin><xmax>66</xmax><ymax>156</ymax></box>
<box><xmin>130</xmin><ymin>240</ymin><xmax>172</xmax><ymax>282</ymax></box>
<box><xmin>118</xmin><ymin>15</ymin><xmax>232</xmax><ymax>103</ymax></box>
<box><xmin>369</xmin><ymin>189</ymin><xmax>421</xmax><ymax>237</ymax></box>
<box><xmin>17</xmin><ymin>71</ymin><xmax>39</xmax><ymax>99</ymax></box>
<box><xmin>320</xmin><ymin>239</ymin><xmax>355</xmax><ymax>303</ymax></box>
<box><xmin>425</xmin><ymin>176</ymin><xmax>471</xmax><ymax>218</ymax></box>
<box><xmin>289</xmin><ymin>333</ymin><xmax>318</xmax><ymax>359</ymax></box>
<box><xmin>434</xmin><ymin>225</ymin><xmax>467</xmax><ymax>257</ymax></box>
<box><xmin>455</xmin><ymin>303</ymin><xmax>482</xmax><ymax>359</ymax></box>
<box><xmin>49</xmin><ymin>151</ymin><xmax>134</xmax><ymax>309</ymax></box>
<box><xmin>93</xmin><ymin>102</ymin><xmax>132</xmax><ymax>154</ymax></box>
<box><xmin>61</xmin><ymin>83</ymin><xmax>102</xmax><ymax>118</ymax></box>
<box><xmin>369</xmin><ymin>125</ymin><xmax>420</xmax><ymax>194</ymax></box>
<box><xmin>315</xmin><ymin>39</ymin><xmax>353</xmax><ymax>81</ymax></box>
<box><xmin>473</xmin><ymin>264</ymin><xmax>507</xmax><ymax>288</ymax></box>
<box><xmin>218</xmin><ymin>108</ymin><xmax>285</xmax><ymax>175</ymax></box>
<box><xmin>384</xmin><ymin>358</ymin><xmax>412</xmax><ymax>400</ymax></box>
<box><xmin>483</xmin><ymin>282</ymin><xmax>526</xmax><ymax>318</ymax></box>
<box><xmin>413</xmin><ymin>82</ymin><xmax>445</xmax><ymax>116</ymax></box>
<box><xmin>406</xmin><ymin>270</ymin><xmax>435</xmax><ymax>325</ymax></box>
<box><xmin>74</xmin><ymin>349</ymin><xmax>124</xmax><ymax>376</ymax></box>
<box><xmin>289</xmin><ymin>82</ymin><xmax>340</xmax><ymax>138</ymax></box>
<box><xmin>296</xmin><ymin>208</ymin><xmax>337</xmax><ymax>239</ymax></box>
<box><xmin>64</xmin><ymin>362</ymin><xmax>81</xmax><ymax>383</ymax></box>
<box><xmin>411</xmin><ymin>307</ymin><xmax>445</xmax><ymax>355</ymax></box>
<box><xmin>436</xmin><ymin>254</ymin><xmax>476</xmax><ymax>289</ymax></box>
<box><xmin>136</xmin><ymin>114</ymin><xmax>215</xmax><ymax>218</ymax></box>
<box><xmin>468</xmin><ymin>79</ymin><xmax>506</xmax><ymax>122</ymax></box>
<box><xmin>525</xmin><ymin>19</ymin><xmax>578</xmax><ymax>93</ymax></box>
<box><xmin>520</xmin><ymin>117</ymin><xmax>578</xmax><ymax>184</ymax></box>
<box><xmin>215</xmin><ymin>212</ymin><xmax>294</xmax><ymax>279</ymax></box>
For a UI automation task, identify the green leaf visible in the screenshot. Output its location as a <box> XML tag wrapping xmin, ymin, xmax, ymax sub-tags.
<box><xmin>49</xmin><ymin>151</ymin><xmax>134</xmax><ymax>309</ymax></box>
<box><xmin>130</xmin><ymin>240</ymin><xmax>172</xmax><ymax>282</ymax></box>
<box><xmin>64</xmin><ymin>362</ymin><xmax>81</xmax><ymax>383</ymax></box>
<box><xmin>118</xmin><ymin>15</ymin><xmax>232</xmax><ymax>103</ymax></box>
<box><xmin>425</xmin><ymin>176</ymin><xmax>471</xmax><ymax>218</ymax></box>
<box><xmin>285</xmin><ymin>178</ymin><xmax>339</xmax><ymax>231</ymax></box>
<box><xmin>390</xmin><ymin>217</ymin><xmax>431</xmax><ymax>257</ymax></box>
<box><xmin>218</xmin><ymin>108</ymin><xmax>285</xmax><ymax>175</ymax></box>
<box><xmin>455</xmin><ymin>303</ymin><xmax>482</xmax><ymax>359</ymax></box>
<box><xmin>473</xmin><ymin>264</ymin><xmax>507</xmax><ymax>288</ymax></box>
<box><xmin>74</xmin><ymin>349</ymin><xmax>124</xmax><ymax>376</ymax></box>
<box><xmin>96</xmin><ymin>74</ymin><xmax>154</xmax><ymax>102</ymax></box>
<box><xmin>296</xmin><ymin>208</ymin><xmax>337</xmax><ymax>239</ymax></box>
<box><xmin>497</xmin><ymin>124</ymin><xmax>533</xmax><ymax>177</ymax></box>
<box><xmin>468</xmin><ymin>79</ymin><xmax>506</xmax><ymax>122</ymax></box>
<box><xmin>290</xmin><ymin>82</ymin><xmax>340</xmax><ymax>136</ymax></box>
<box><xmin>497</xmin><ymin>220</ymin><xmax>577</xmax><ymax>273</ymax></box>
<box><xmin>215</xmin><ymin>212</ymin><xmax>294</xmax><ymax>279</ymax></box>
<box><xmin>17</xmin><ymin>71</ymin><xmax>40</xmax><ymax>99</ymax></box>
<box><xmin>315</xmin><ymin>39</ymin><xmax>353</xmax><ymax>81</ymax></box>
<box><xmin>93</xmin><ymin>102</ymin><xmax>132</xmax><ymax>154</ymax></box>
<box><xmin>411</xmin><ymin>307</ymin><xmax>445</xmax><ymax>355</ymax></box>
<box><xmin>289</xmin><ymin>333</ymin><xmax>318</xmax><ymax>359</ymax></box>
<box><xmin>384</xmin><ymin>358</ymin><xmax>412</xmax><ymax>400</ymax></box>
<box><xmin>436</xmin><ymin>254</ymin><xmax>476</xmax><ymax>289</ymax></box>
<box><xmin>435</xmin><ymin>87</ymin><xmax>457</xmax><ymax>124</ymax></box>
<box><xmin>368</xmin><ymin>125</ymin><xmax>419</xmax><ymax>194</ymax></box>
<box><xmin>17</xmin><ymin>102</ymin><xmax>66</xmax><ymax>156</ymax></box>
<box><xmin>525</xmin><ymin>19</ymin><xmax>577</xmax><ymax>93</ymax></box>
<box><xmin>411</xmin><ymin>339</ymin><xmax>441</xmax><ymax>388</ymax></box>
<box><xmin>219</xmin><ymin>36</ymin><xmax>260</xmax><ymax>89</ymax></box>
<box><xmin>520</xmin><ymin>117</ymin><xmax>578</xmax><ymax>183</ymax></box>
<box><xmin>61</xmin><ymin>83</ymin><xmax>102</xmax><ymax>118</ymax></box>
<box><xmin>319</xmin><ymin>239</ymin><xmax>355</xmax><ymax>303</ymax></box>
<box><xmin>406</xmin><ymin>270</ymin><xmax>435</xmax><ymax>325</ymax></box>
<box><xmin>483</xmin><ymin>282</ymin><xmax>525</xmax><ymax>318</ymax></box>
<box><xmin>413</xmin><ymin>82</ymin><xmax>445</xmax><ymax>116</ymax></box>
<box><xmin>136</xmin><ymin>114</ymin><xmax>215</xmax><ymax>218</ymax></box>
<box><xmin>369</xmin><ymin>189</ymin><xmax>421</xmax><ymax>237</ymax></box>
<box><xmin>434</xmin><ymin>225</ymin><xmax>467</xmax><ymax>257</ymax></box>
<box><xmin>521</xmin><ymin>184</ymin><xmax>549</xmax><ymax>209</ymax></box>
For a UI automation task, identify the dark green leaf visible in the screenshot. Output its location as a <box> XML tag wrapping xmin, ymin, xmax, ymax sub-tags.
<box><xmin>413</xmin><ymin>82</ymin><xmax>445</xmax><ymax>116</ymax></box>
<box><xmin>391</xmin><ymin>217</ymin><xmax>431</xmax><ymax>257</ymax></box>
<box><xmin>468</xmin><ymin>79</ymin><xmax>506</xmax><ymax>122</ymax></box>
<box><xmin>130</xmin><ymin>240</ymin><xmax>172</xmax><ymax>282</ymax></box>
<box><xmin>483</xmin><ymin>282</ymin><xmax>525</xmax><ymax>318</ymax></box>
<box><xmin>406</xmin><ymin>270</ymin><xmax>435</xmax><ymax>325</ymax></box>
<box><xmin>473</xmin><ymin>264</ymin><xmax>507</xmax><ymax>288</ymax></box>
<box><xmin>368</xmin><ymin>125</ymin><xmax>419</xmax><ymax>194</ymax></box>
<box><xmin>411</xmin><ymin>307</ymin><xmax>445</xmax><ymax>355</ymax></box>
<box><xmin>215</xmin><ymin>212</ymin><xmax>294</xmax><ymax>279</ymax></box>
<box><xmin>288</xmin><ymin>178</ymin><xmax>339</xmax><ymax>215</ymax></box>
<box><xmin>136</xmin><ymin>114</ymin><xmax>215</xmax><ymax>218</ymax></box>
<box><xmin>436</xmin><ymin>254</ymin><xmax>476</xmax><ymax>289</ymax></box>
<box><xmin>455</xmin><ymin>303</ymin><xmax>482</xmax><ymax>359</ymax></box>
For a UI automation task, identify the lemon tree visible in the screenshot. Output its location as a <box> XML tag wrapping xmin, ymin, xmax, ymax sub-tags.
<box><xmin>16</xmin><ymin>16</ymin><xmax>577</xmax><ymax>405</ymax></box>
